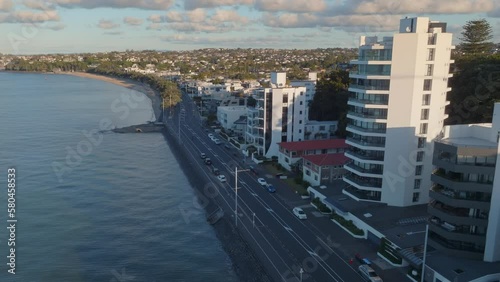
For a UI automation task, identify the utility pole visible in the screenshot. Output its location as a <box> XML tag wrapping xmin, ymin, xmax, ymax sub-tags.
<box><xmin>421</xmin><ymin>224</ymin><xmax>429</xmax><ymax>282</ymax></box>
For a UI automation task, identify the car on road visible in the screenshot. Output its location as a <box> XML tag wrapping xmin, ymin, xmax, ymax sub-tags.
<box><xmin>200</xmin><ymin>153</ymin><xmax>206</xmax><ymax>159</ymax></box>
<box><xmin>292</xmin><ymin>207</ymin><xmax>307</xmax><ymax>219</ymax></box>
<box><xmin>266</xmin><ymin>184</ymin><xmax>276</xmax><ymax>193</ymax></box>
<box><xmin>358</xmin><ymin>265</ymin><xmax>383</xmax><ymax>282</ymax></box>
<box><xmin>208</xmin><ymin>133</ymin><xmax>214</xmax><ymax>139</ymax></box>
<box><xmin>217</xmin><ymin>175</ymin><xmax>226</xmax><ymax>183</ymax></box>
<box><xmin>224</xmin><ymin>144</ymin><xmax>231</xmax><ymax>150</ymax></box>
<box><xmin>212</xmin><ymin>167</ymin><xmax>220</xmax><ymax>175</ymax></box>
<box><xmin>214</xmin><ymin>139</ymin><xmax>221</xmax><ymax>145</ymax></box>
<box><xmin>249</xmin><ymin>166</ymin><xmax>258</xmax><ymax>175</ymax></box>
<box><xmin>205</xmin><ymin>158</ymin><xmax>212</xmax><ymax>165</ymax></box>
<box><xmin>257</xmin><ymin>178</ymin><xmax>267</xmax><ymax>186</ymax></box>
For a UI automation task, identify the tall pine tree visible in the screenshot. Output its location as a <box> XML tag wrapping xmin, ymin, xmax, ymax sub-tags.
<box><xmin>459</xmin><ymin>19</ymin><xmax>494</xmax><ymax>56</ymax></box>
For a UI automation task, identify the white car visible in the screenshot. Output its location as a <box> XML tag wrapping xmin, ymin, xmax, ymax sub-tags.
<box><xmin>213</xmin><ymin>139</ymin><xmax>221</xmax><ymax>145</ymax></box>
<box><xmin>257</xmin><ymin>178</ymin><xmax>267</xmax><ymax>186</ymax></box>
<box><xmin>293</xmin><ymin>207</ymin><xmax>307</xmax><ymax>219</ymax></box>
<box><xmin>217</xmin><ymin>175</ymin><xmax>226</xmax><ymax>183</ymax></box>
<box><xmin>208</xmin><ymin>133</ymin><xmax>214</xmax><ymax>139</ymax></box>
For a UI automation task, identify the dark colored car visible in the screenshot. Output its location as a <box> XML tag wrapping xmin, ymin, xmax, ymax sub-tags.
<box><xmin>212</xmin><ymin>167</ymin><xmax>220</xmax><ymax>175</ymax></box>
<box><xmin>266</xmin><ymin>184</ymin><xmax>276</xmax><ymax>193</ymax></box>
<box><xmin>205</xmin><ymin>158</ymin><xmax>212</xmax><ymax>165</ymax></box>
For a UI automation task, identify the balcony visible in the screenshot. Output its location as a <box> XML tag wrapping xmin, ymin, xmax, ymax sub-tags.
<box><xmin>348</xmin><ymin>97</ymin><xmax>388</xmax><ymax>107</ymax></box>
<box><xmin>343</xmin><ymin>185</ymin><xmax>382</xmax><ymax>202</ymax></box>
<box><xmin>428</xmin><ymin>233</ymin><xmax>484</xmax><ymax>260</ymax></box>
<box><xmin>346</xmin><ymin>137</ymin><xmax>385</xmax><ymax>149</ymax></box>
<box><xmin>353</xmin><ymin>55</ymin><xmax>392</xmax><ymax>61</ymax></box>
<box><xmin>345</xmin><ymin>149</ymin><xmax>384</xmax><ymax>163</ymax></box>
<box><xmin>428</xmin><ymin>222</ymin><xmax>486</xmax><ymax>245</ymax></box>
<box><xmin>430</xmin><ymin>186</ymin><xmax>491</xmax><ymax>210</ymax></box>
<box><xmin>347</xmin><ymin>112</ymin><xmax>387</xmax><ymax>122</ymax></box>
<box><xmin>428</xmin><ymin>201</ymin><xmax>488</xmax><ymax>227</ymax></box>
<box><xmin>343</xmin><ymin>174</ymin><xmax>382</xmax><ymax>189</ymax></box>
<box><xmin>346</xmin><ymin>124</ymin><xmax>386</xmax><ymax>134</ymax></box>
<box><xmin>345</xmin><ymin>162</ymin><xmax>383</xmax><ymax>177</ymax></box>
<box><xmin>349</xmin><ymin>84</ymin><xmax>390</xmax><ymax>91</ymax></box>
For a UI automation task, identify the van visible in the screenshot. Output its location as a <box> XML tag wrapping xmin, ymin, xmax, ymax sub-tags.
<box><xmin>358</xmin><ymin>265</ymin><xmax>383</xmax><ymax>282</ymax></box>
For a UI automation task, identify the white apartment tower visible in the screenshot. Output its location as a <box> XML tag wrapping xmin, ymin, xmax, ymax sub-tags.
<box><xmin>246</xmin><ymin>72</ymin><xmax>307</xmax><ymax>157</ymax></box>
<box><xmin>343</xmin><ymin>17</ymin><xmax>454</xmax><ymax>207</ymax></box>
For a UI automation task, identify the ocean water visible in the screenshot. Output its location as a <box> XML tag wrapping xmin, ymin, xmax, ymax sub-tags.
<box><xmin>0</xmin><ymin>72</ymin><xmax>238</xmax><ymax>282</ymax></box>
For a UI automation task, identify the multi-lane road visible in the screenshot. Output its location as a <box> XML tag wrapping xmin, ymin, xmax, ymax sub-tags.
<box><xmin>163</xmin><ymin>92</ymin><xmax>367</xmax><ymax>282</ymax></box>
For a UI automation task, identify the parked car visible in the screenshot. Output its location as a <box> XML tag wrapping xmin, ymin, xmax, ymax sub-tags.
<box><xmin>200</xmin><ymin>153</ymin><xmax>206</xmax><ymax>159</ymax></box>
<box><xmin>208</xmin><ymin>133</ymin><xmax>214</xmax><ymax>139</ymax></box>
<box><xmin>266</xmin><ymin>184</ymin><xmax>276</xmax><ymax>193</ymax></box>
<box><xmin>212</xmin><ymin>167</ymin><xmax>220</xmax><ymax>176</ymax></box>
<box><xmin>205</xmin><ymin>158</ymin><xmax>212</xmax><ymax>165</ymax></box>
<box><xmin>292</xmin><ymin>207</ymin><xmax>307</xmax><ymax>219</ymax></box>
<box><xmin>257</xmin><ymin>178</ymin><xmax>267</xmax><ymax>186</ymax></box>
<box><xmin>214</xmin><ymin>139</ymin><xmax>221</xmax><ymax>145</ymax></box>
<box><xmin>358</xmin><ymin>265</ymin><xmax>383</xmax><ymax>282</ymax></box>
<box><xmin>217</xmin><ymin>175</ymin><xmax>226</xmax><ymax>183</ymax></box>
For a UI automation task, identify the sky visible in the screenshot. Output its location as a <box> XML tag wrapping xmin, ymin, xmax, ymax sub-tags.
<box><xmin>0</xmin><ymin>0</ymin><xmax>499</xmax><ymax>54</ymax></box>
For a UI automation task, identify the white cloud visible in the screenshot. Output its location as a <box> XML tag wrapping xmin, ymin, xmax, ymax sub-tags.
<box><xmin>97</xmin><ymin>19</ymin><xmax>119</xmax><ymax>29</ymax></box>
<box><xmin>211</xmin><ymin>9</ymin><xmax>248</xmax><ymax>24</ymax></box>
<box><xmin>47</xmin><ymin>0</ymin><xmax>175</xmax><ymax>10</ymax></box>
<box><xmin>23</xmin><ymin>0</ymin><xmax>56</xmax><ymax>10</ymax></box>
<box><xmin>0</xmin><ymin>9</ymin><xmax>59</xmax><ymax>23</ymax></box>
<box><xmin>148</xmin><ymin>14</ymin><xmax>164</xmax><ymax>23</ymax></box>
<box><xmin>44</xmin><ymin>23</ymin><xmax>66</xmax><ymax>30</ymax></box>
<box><xmin>340</xmin><ymin>0</ymin><xmax>495</xmax><ymax>15</ymax></box>
<box><xmin>255</xmin><ymin>0</ymin><xmax>327</xmax><ymax>13</ymax></box>
<box><xmin>123</xmin><ymin>16</ymin><xmax>143</xmax><ymax>26</ymax></box>
<box><xmin>183</xmin><ymin>0</ymin><xmax>253</xmax><ymax>10</ymax></box>
<box><xmin>0</xmin><ymin>0</ymin><xmax>13</xmax><ymax>11</ymax></box>
<box><xmin>103</xmin><ymin>31</ymin><xmax>122</xmax><ymax>35</ymax></box>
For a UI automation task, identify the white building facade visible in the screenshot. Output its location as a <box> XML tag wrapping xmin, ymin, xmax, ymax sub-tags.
<box><xmin>246</xmin><ymin>72</ymin><xmax>307</xmax><ymax>157</ymax></box>
<box><xmin>291</xmin><ymin>72</ymin><xmax>318</xmax><ymax>118</ymax></box>
<box><xmin>217</xmin><ymin>106</ymin><xmax>247</xmax><ymax>132</ymax></box>
<box><xmin>343</xmin><ymin>17</ymin><xmax>454</xmax><ymax>207</ymax></box>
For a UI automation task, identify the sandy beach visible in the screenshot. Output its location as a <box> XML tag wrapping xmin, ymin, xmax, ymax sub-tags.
<box><xmin>63</xmin><ymin>72</ymin><xmax>162</xmax><ymax>121</ymax></box>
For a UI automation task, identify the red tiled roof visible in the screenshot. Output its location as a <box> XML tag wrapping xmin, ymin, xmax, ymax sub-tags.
<box><xmin>302</xmin><ymin>153</ymin><xmax>349</xmax><ymax>167</ymax></box>
<box><xmin>278</xmin><ymin>139</ymin><xmax>347</xmax><ymax>151</ymax></box>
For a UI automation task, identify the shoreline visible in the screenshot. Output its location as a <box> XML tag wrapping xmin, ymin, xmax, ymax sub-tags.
<box><xmin>63</xmin><ymin>71</ymin><xmax>163</xmax><ymax>121</ymax></box>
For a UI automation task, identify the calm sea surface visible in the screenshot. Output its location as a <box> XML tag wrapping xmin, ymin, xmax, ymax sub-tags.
<box><xmin>0</xmin><ymin>72</ymin><xmax>237</xmax><ymax>282</ymax></box>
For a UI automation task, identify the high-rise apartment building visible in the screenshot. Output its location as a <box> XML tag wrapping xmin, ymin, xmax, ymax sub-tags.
<box><xmin>246</xmin><ymin>72</ymin><xmax>307</xmax><ymax>157</ymax></box>
<box><xmin>343</xmin><ymin>17</ymin><xmax>454</xmax><ymax>207</ymax></box>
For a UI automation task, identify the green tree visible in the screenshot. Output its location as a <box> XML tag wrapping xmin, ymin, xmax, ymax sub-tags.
<box><xmin>459</xmin><ymin>19</ymin><xmax>494</xmax><ymax>56</ymax></box>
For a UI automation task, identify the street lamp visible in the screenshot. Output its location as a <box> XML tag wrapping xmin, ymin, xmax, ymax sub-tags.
<box><xmin>421</xmin><ymin>224</ymin><xmax>429</xmax><ymax>282</ymax></box>
<box><xmin>299</xmin><ymin>268</ymin><xmax>304</xmax><ymax>282</ymax></box>
<box><xmin>234</xmin><ymin>167</ymin><xmax>249</xmax><ymax>227</ymax></box>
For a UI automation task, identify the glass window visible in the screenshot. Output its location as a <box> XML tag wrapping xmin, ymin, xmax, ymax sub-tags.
<box><xmin>423</xmin><ymin>79</ymin><xmax>432</xmax><ymax>91</ymax></box>
<box><xmin>417</xmin><ymin>151</ymin><xmax>424</xmax><ymax>162</ymax></box>
<box><xmin>422</xmin><ymin>94</ymin><xmax>431</xmax><ymax>106</ymax></box>
<box><xmin>415</xmin><ymin>165</ymin><xmax>423</xmax><ymax>176</ymax></box>
<box><xmin>414</xmin><ymin>179</ymin><xmax>421</xmax><ymax>189</ymax></box>
<box><xmin>413</xmin><ymin>192</ymin><xmax>420</xmax><ymax>202</ymax></box>
<box><xmin>426</xmin><ymin>64</ymin><xmax>434</xmax><ymax>76</ymax></box>
<box><xmin>419</xmin><ymin>123</ymin><xmax>428</xmax><ymax>134</ymax></box>
<box><xmin>427</xmin><ymin>48</ymin><xmax>435</xmax><ymax>61</ymax></box>
<box><xmin>421</xmin><ymin>109</ymin><xmax>429</xmax><ymax>120</ymax></box>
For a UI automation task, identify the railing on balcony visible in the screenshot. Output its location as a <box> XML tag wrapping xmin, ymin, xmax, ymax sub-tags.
<box><xmin>431</xmin><ymin>185</ymin><xmax>492</xmax><ymax>202</ymax></box>
<box><xmin>347</xmin><ymin>124</ymin><xmax>387</xmax><ymax>134</ymax></box>
<box><xmin>429</xmin><ymin>200</ymin><xmax>489</xmax><ymax>220</ymax></box>
<box><xmin>343</xmin><ymin>185</ymin><xmax>382</xmax><ymax>201</ymax></box>
<box><xmin>349</xmin><ymin>84</ymin><xmax>390</xmax><ymax>91</ymax></box>
<box><xmin>433</xmin><ymin>169</ymin><xmax>494</xmax><ymax>185</ymax></box>
<box><xmin>429</xmin><ymin>217</ymin><xmax>487</xmax><ymax>237</ymax></box>
<box><xmin>346</xmin><ymin>150</ymin><xmax>384</xmax><ymax>162</ymax></box>
<box><xmin>350</xmin><ymin>70</ymin><xmax>391</xmax><ymax>76</ymax></box>
<box><xmin>348</xmin><ymin>97</ymin><xmax>389</xmax><ymax>106</ymax></box>
<box><xmin>343</xmin><ymin>174</ymin><xmax>382</xmax><ymax>188</ymax></box>
<box><xmin>345</xmin><ymin>163</ymin><xmax>383</xmax><ymax>175</ymax></box>
<box><xmin>357</xmin><ymin>55</ymin><xmax>392</xmax><ymax>61</ymax></box>
<box><xmin>346</xmin><ymin>137</ymin><xmax>385</xmax><ymax>148</ymax></box>
<box><xmin>348</xmin><ymin>111</ymin><xmax>387</xmax><ymax>120</ymax></box>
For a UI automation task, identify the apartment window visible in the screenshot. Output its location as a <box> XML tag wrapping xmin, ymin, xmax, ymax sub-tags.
<box><xmin>417</xmin><ymin>137</ymin><xmax>427</xmax><ymax>148</ymax></box>
<box><xmin>421</xmin><ymin>109</ymin><xmax>429</xmax><ymax>120</ymax></box>
<box><xmin>419</xmin><ymin>123</ymin><xmax>428</xmax><ymax>134</ymax></box>
<box><xmin>299</xmin><ymin>120</ymin><xmax>302</xmax><ymax>124</ymax></box>
<box><xmin>300</xmin><ymin>101</ymin><xmax>303</xmax><ymax>105</ymax></box>
<box><xmin>299</xmin><ymin>111</ymin><xmax>303</xmax><ymax>115</ymax></box>
<box><xmin>415</xmin><ymin>165</ymin><xmax>423</xmax><ymax>176</ymax></box>
<box><xmin>426</xmin><ymin>64</ymin><xmax>434</xmax><ymax>76</ymax></box>
<box><xmin>282</xmin><ymin>94</ymin><xmax>288</xmax><ymax>103</ymax></box>
<box><xmin>416</xmin><ymin>151</ymin><xmax>424</xmax><ymax>162</ymax></box>
<box><xmin>412</xmin><ymin>192</ymin><xmax>420</xmax><ymax>202</ymax></box>
<box><xmin>319</xmin><ymin>126</ymin><xmax>325</xmax><ymax>130</ymax></box>
<box><xmin>314</xmin><ymin>175</ymin><xmax>318</xmax><ymax>181</ymax></box>
<box><xmin>423</xmin><ymin>79</ymin><xmax>432</xmax><ymax>91</ymax></box>
<box><xmin>305</xmin><ymin>169</ymin><xmax>311</xmax><ymax>176</ymax></box>
<box><xmin>299</xmin><ymin>129</ymin><xmax>302</xmax><ymax>133</ymax></box>
<box><xmin>427</xmin><ymin>48</ymin><xmax>435</xmax><ymax>61</ymax></box>
<box><xmin>414</xmin><ymin>179</ymin><xmax>421</xmax><ymax>189</ymax></box>
<box><xmin>422</xmin><ymin>94</ymin><xmax>431</xmax><ymax>106</ymax></box>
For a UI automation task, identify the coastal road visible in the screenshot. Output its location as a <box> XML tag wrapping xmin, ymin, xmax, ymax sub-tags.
<box><xmin>164</xmin><ymin>92</ymin><xmax>366</xmax><ymax>282</ymax></box>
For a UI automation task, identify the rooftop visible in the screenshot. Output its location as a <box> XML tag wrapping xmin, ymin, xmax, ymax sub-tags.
<box><xmin>278</xmin><ymin>139</ymin><xmax>347</xmax><ymax>151</ymax></box>
<box><xmin>217</xmin><ymin>106</ymin><xmax>247</xmax><ymax>111</ymax></box>
<box><xmin>439</xmin><ymin>137</ymin><xmax>497</xmax><ymax>149</ymax></box>
<box><xmin>303</xmin><ymin>153</ymin><xmax>349</xmax><ymax>167</ymax></box>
